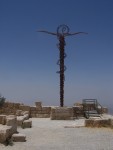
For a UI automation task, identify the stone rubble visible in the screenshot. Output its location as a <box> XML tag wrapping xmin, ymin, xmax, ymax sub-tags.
<box><xmin>0</xmin><ymin>100</ymin><xmax>112</xmax><ymax>145</ymax></box>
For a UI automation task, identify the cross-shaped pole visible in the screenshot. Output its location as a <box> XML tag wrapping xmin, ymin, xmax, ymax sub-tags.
<box><xmin>37</xmin><ymin>24</ymin><xmax>87</xmax><ymax>107</ymax></box>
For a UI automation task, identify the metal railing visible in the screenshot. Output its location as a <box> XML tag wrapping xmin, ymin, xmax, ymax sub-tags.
<box><xmin>82</xmin><ymin>99</ymin><xmax>103</xmax><ymax>119</ymax></box>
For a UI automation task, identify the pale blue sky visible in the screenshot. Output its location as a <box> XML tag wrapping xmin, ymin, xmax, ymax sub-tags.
<box><xmin>0</xmin><ymin>0</ymin><xmax>113</xmax><ymax>112</ymax></box>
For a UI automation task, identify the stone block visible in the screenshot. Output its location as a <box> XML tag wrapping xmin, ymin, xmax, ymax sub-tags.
<box><xmin>16</xmin><ymin>110</ymin><xmax>23</xmax><ymax>116</ymax></box>
<box><xmin>73</xmin><ymin>106</ymin><xmax>84</xmax><ymax>118</ymax></box>
<box><xmin>30</xmin><ymin>114</ymin><xmax>36</xmax><ymax>118</ymax></box>
<box><xmin>30</xmin><ymin>106</ymin><xmax>36</xmax><ymax>111</ymax></box>
<box><xmin>17</xmin><ymin>116</ymin><xmax>25</xmax><ymax>126</ymax></box>
<box><xmin>0</xmin><ymin>125</ymin><xmax>12</xmax><ymax>143</ymax></box>
<box><xmin>85</xmin><ymin>119</ymin><xmax>111</xmax><ymax>127</ymax></box>
<box><xmin>11</xmin><ymin>109</ymin><xmax>16</xmax><ymax>115</ymax></box>
<box><xmin>8</xmin><ymin>102</ymin><xmax>14</xmax><ymax>108</ymax></box>
<box><xmin>42</xmin><ymin>106</ymin><xmax>51</xmax><ymax>114</ymax></box>
<box><xmin>22</xmin><ymin>119</ymin><xmax>32</xmax><ymax>128</ymax></box>
<box><xmin>74</xmin><ymin>102</ymin><xmax>83</xmax><ymax>106</ymax></box>
<box><xmin>0</xmin><ymin>115</ymin><xmax>6</xmax><ymax>125</ymax></box>
<box><xmin>36</xmin><ymin>106</ymin><xmax>42</xmax><ymax>111</ymax></box>
<box><xmin>23</xmin><ymin>114</ymin><xmax>29</xmax><ymax>120</ymax></box>
<box><xmin>30</xmin><ymin>110</ymin><xmax>37</xmax><ymax>114</ymax></box>
<box><xmin>19</xmin><ymin>105</ymin><xmax>30</xmax><ymax>111</ymax></box>
<box><xmin>35</xmin><ymin>102</ymin><xmax>42</xmax><ymax>108</ymax></box>
<box><xmin>36</xmin><ymin>114</ymin><xmax>50</xmax><ymax>118</ymax></box>
<box><xmin>51</xmin><ymin>107</ymin><xmax>73</xmax><ymax>120</ymax></box>
<box><xmin>22</xmin><ymin>111</ymin><xmax>30</xmax><ymax>116</ymax></box>
<box><xmin>13</xmin><ymin>103</ymin><xmax>20</xmax><ymax>109</ymax></box>
<box><xmin>12</xmin><ymin>133</ymin><xmax>26</xmax><ymax>142</ymax></box>
<box><xmin>35</xmin><ymin>110</ymin><xmax>42</xmax><ymax>114</ymax></box>
<box><xmin>6</xmin><ymin>115</ymin><xmax>17</xmax><ymax>134</ymax></box>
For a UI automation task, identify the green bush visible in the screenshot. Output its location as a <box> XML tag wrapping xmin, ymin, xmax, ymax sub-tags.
<box><xmin>0</xmin><ymin>95</ymin><xmax>5</xmax><ymax>107</ymax></box>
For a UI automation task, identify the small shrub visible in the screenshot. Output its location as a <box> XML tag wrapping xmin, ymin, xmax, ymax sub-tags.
<box><xmin>0</xmin><ymin>95</ymin><xmax>6</xmax><ymax>107</ymax></box>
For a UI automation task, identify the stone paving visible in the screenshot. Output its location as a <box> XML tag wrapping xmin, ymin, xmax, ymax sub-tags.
<box><xmin>0</xmin><ymin>118</ymin><xmax>113</xmax><ymax>150</ymax></box>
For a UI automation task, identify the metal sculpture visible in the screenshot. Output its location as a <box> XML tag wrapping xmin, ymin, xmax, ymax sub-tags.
<box><xmin>38</xmin><ymin>24</ymin><xmax>87</xmax><ymax>107</ymax></box>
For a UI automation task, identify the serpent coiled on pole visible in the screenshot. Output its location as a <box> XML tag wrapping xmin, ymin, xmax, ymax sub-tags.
<box><xmin>38</xmin><ymin>24</ymin><xmax>87</xmax><ymax>107</ymax></box>
<box><xmin>56</xmin><ymin>24</ymin><xmax>69</xmax><ymax>107</ymax></box>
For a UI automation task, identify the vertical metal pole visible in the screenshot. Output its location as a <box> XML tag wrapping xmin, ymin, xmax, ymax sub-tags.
<box><xmin>59</xmin><ymin>35</ymin><xmax>65</xmax><ymax>107</ymax></box>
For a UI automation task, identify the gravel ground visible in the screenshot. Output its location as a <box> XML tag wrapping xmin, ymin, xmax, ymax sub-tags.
<box><xmin>0</xmin><ymin>118</ymin><xmax>113</xmax><ymax>150</ymax></box>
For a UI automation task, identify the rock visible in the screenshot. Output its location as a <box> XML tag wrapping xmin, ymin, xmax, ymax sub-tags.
<box><xmin>23</xmin><ymin>114</ymin><xmax>29</xmax><ymax>120</ymax></box>
<box><xmin>19</xmin><ymin>105</ymin><xmax>30</xmax><ymax>111</ymax></box>
<box><xmin>35</xmin><ymin>102</ymin><xmax>42</xmax><ymax>110</ymax></box>
<box><xmin>85</xmin><ymin>119</ymin><xmax>111</xmax><ymax>127</ymax></box>
<box><xmin>30</xmin><ymin>106</ymin><xmax>36</xmax><ymax>111</ymax></box>
<box><xmin>73</xmin><ymin>106</ymin><xmax>84</xmax><ymax>118</ymax></box>
<box><xmin>42</xmin><ymin>106</ymin><xmax>51</xmax><ymax>114</ymax></box>
<box><xmin>6</xmin><ymin>115</ymin><xmax>17</xmax><ymax>134</ymax></box>
<box><xmin>22</xmin><ymin>119</ymin><xmax>32</xmax><ymax>128</ymax></box>
<box><xmin>30</xmin><ymin>114</ymin><xmax>36</xmax><ymax>118</ymax></box>
<box><xmin>17</xmin><ymin>116</ymin><xmax>25</xmax><ymax>126</ymax></box>
<box><xmin>0</xmin><ymin>115</ymin><xmax>6</xmax><ymax>125</ymax></box>
<box><xmin>36</xmin><ymin>114</ymin><xmax>50</xmax><ymax>118</ymax></box>
<box><xmin>12</xmin><ymin>133</ymin><xmax>26</xmax><ymax>142</ymax></box>
<box><xmin>22</xmin><ymin>111</ymin><xmax>29</xmax><ymax>115</ymax></box>
<box><xmin>16</xmin><ymin>110</ymin><xmax>23</xmax><ymax>116</ymax></box>
<box><xmin>0</xmin><ymin>125</ymin><xmax>12</xmax><ymax>143</ymax></box>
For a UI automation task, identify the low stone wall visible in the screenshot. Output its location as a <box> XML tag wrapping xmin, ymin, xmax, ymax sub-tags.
<box><xmin>85</xmin><ymin>114</ymin><xmax>113</xmax><ymax>128</ymax></box>
<box><xmin>0</xmin><ymin>102</ymin><xmax>21</xmax><ymax>115</ymax></box>
<box><xmin>73</xmin><ymin>106</ymin><xmax>84</xmax><ymax>118</ymax></box>
<box><xmin>0</xmin><ymin>101</ymin><xmax>108</xmax><ymax>119</ymax></box>
<box><xmin>85</xmin><ymin>119</ymin><xmax>111</xmax><ymax>127</ymax></box>
<box><xmin>30</xmin><ymin>106</ymin><xmax>51</xmax><ymax>118</ymax></box>
<box><xmin>0</xmin><ymin>101</ymin><xmax>51</xmax><ymax>118</ymax></box>
<box><xmin>30</xmin><ymin>102</ymin><xmax>51</xmax><ymax>118</ymax></box>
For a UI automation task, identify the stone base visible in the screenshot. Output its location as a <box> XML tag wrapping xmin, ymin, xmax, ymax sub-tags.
<box><xmin>50</xmin><ymin>107</ymin><xmax>73</xmax><ymax>120</ymax></box>
<box><xmin>12</xmin><ymin>133</ymin><xmax>26</xmax><ymax>142</ymax></box>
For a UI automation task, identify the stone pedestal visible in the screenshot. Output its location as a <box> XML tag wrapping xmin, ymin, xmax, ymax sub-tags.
<box><xmin>50</xmin><ymin>107</ymin><xmax>73</xmax><ymax>120</ymax></box>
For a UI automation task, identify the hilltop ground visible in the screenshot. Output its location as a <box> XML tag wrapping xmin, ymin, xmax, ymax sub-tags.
<box><xmin>0</xmin><ymin>118</ymin><xmax>113</xmax><ymax>150</ymax></box>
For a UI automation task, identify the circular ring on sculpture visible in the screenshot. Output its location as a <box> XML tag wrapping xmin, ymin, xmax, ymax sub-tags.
<box><xmin>57</xmin><ymin>24</ymin><xmax>70</xmax><ymax>36</ymax></box>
